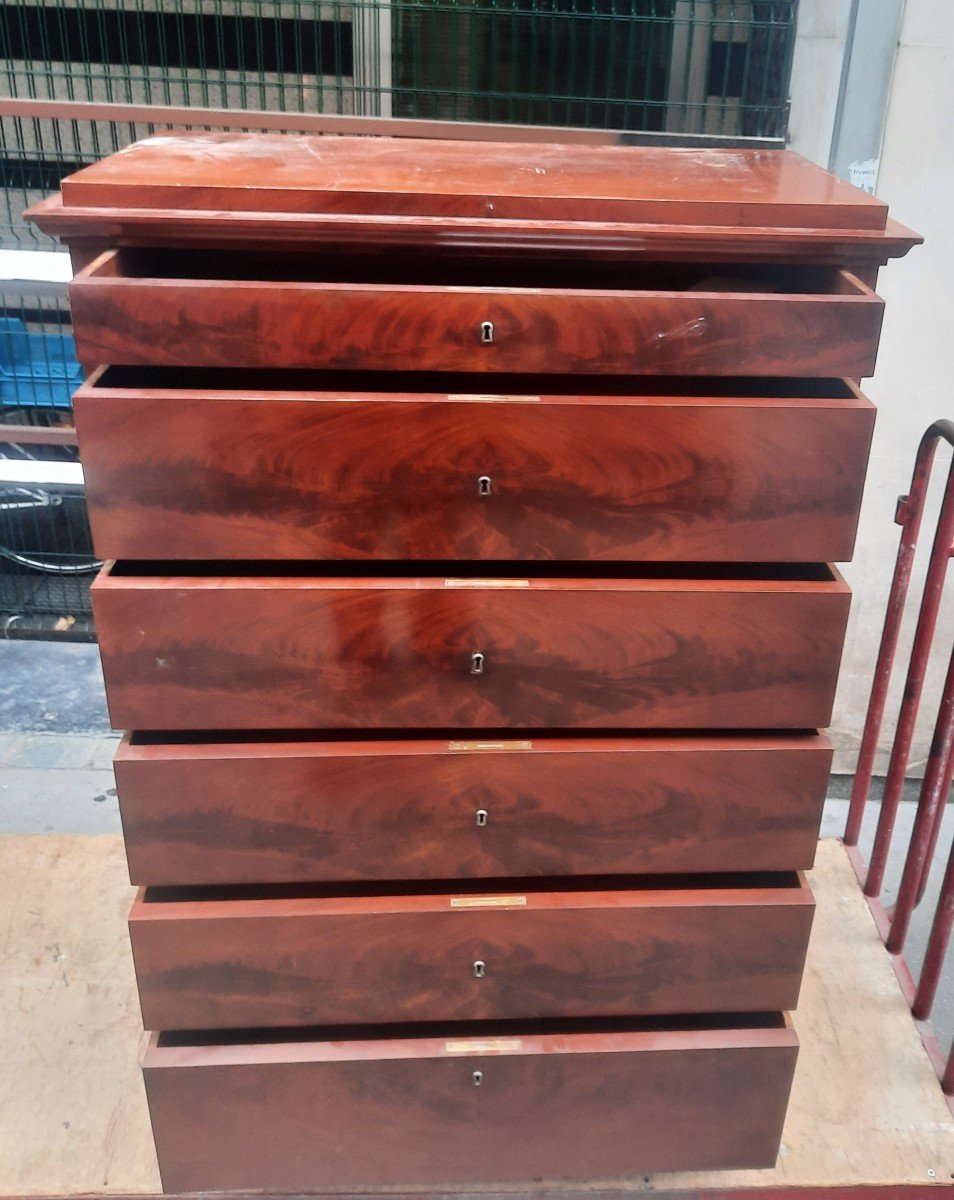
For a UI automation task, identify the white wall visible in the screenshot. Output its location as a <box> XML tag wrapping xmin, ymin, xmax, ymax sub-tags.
<box><xmin>790</xmin><ymin>0</ymin><xmax>954</xmax><ymax>774</ymax></box>
<box><xmin>787</xmin><ymin>0</ymin><xmax>854</xmax><ymax>168</ymax></box>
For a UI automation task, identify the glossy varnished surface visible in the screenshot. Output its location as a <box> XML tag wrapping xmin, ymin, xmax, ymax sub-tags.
<box><xmin>75</xmin><ymin>375</ymin><xmax>875</xmax><ymax>562</ymax></box>
<box><xmin>115</xmin><ymin>733</ymin><xmax>831</xmax><ymax>885</ymax></box>
<box><xmin>68</xmin><ymin>251</ymin><xmax>884</xmax><ymax>377</ymax></box>
<box><xmin>92</xmin><ymin>568</ymin><xmax>851</xmax><ymax>731</ymax></box>
<box><xmin>59</xmin><ymin>134</ymin><xmax>888</xmax><ymax>228</ymax></box>
<box><xmin>129</xmin><ymin>876</ymin><xmax>813</xmax><ymax>1029</ymax></box>
<box><xmin>28</xmin><ymin>194</ymin><xmax>923</xmax><ymax>267</ymax></box>
<box><xmin>21</xmin><ymin>132</ymin><xmax>908</xmax><ymax>1191</ymax></box>
<box><xmin>143</xmin><ymin>1021</ymin><xmax>799</xmax><ymax>1188</ymax></box>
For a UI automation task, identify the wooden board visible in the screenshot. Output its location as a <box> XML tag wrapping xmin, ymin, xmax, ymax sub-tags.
<box><xmin>57</xmin><ymin>134</ymin><xmax>890</xmax><ymax>229</ymax></box>
<box><xmin>128</xmin><ymin>876</ymin><xmax>813</xmax><ymax>1030</ymax></box>
<box><xmin>143</xmin><ymin>1021</ymin><xmax>798</xmax><ymax>1190</ymax></box>
<box><xmin>1</xmin><ymin>835</ymin><xmax>950</xmax><ymax>1194</ymax></box>
<box><xmin>114</xmin><ymin>732</ymin><xmax>832</xmax><ymax>885</ymax></box>
<box><xmin>92</xmin><ymin>566</ymin><xmax>852</xmax><ymax>731</ymax></box>
<box><xmin>26</xmin><ymin>193</ymin><xmax>924</xmax><ymax>268</ymax></box>
<box><xmin>74</xmin><ymin>373</ymin><xmax>876</xmax><ymax>563</ymax></box>
<box><xmin>0</xmin><ymin>835</ymin><xmax>157</xmax><ymax>1194</ymax></box>
<box><xmin>68</xmin><ymin>250</ymin><xmax>884</xmax><ymax>377</ymax></box>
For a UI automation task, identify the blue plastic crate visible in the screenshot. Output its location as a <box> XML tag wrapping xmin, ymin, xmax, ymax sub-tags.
<box><xmin>0</xmin><ymin>317</ymin><xmax>83</xmax><ymax>411</ymax></box>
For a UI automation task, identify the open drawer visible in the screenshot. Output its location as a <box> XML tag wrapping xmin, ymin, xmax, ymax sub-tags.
<box><xmin>92</xmin><ymin>563</ymin><xmax>851</xmax><ymax>731</ymax></box>
<box><xmin>75</xmin><ymin>369</ymin><xmax>875</xmax><ymax>563</ymax></box>
<box><xmin>114</xmin><ymin>731</ymin><xmax>831</xmax><ymax>885</ymax></box>
<box><xmin>68</xmin><ymin>248</ymin><xmax>885</xmax><ymax>376</ymax></box>
<box><xmin>129</xmin><ymin>874</ymin><xmax>813</xmax><ymax>1029</ymax></box>
<box><xmin>143</xmin><ymin>1016</ymin><xmax>798</xmax><ymax>1188</ymax></box>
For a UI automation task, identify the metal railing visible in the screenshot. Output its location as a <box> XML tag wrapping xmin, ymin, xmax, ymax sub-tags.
<box><xmin>845</xmin><ymin>419</ymin><xmax>954</xmax><ymax>1102</ymax></box>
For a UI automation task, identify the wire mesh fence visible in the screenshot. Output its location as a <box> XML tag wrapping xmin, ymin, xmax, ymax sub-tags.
<box><xmin>0</xmin><ymin>2</ymin><xmax>797</xmax><ymax>126</ymax></box>
<box><xmin>0</xmin><ymin>472</ymin><xmax>99</xmax><ymax>633</ymax></box>
<box><xmin>0</xmin><ymin>283</ymin><xmax>98</xmax><ymax>628</ymax></box>
<box><xmin>2</xmin><ymin>1</ymin><xmax>798</xmax><ymax>247</ymax></box>
<box><xmin>0</xmin><ymin>0</ymin><xmax>798</xmax><ymax>630</ymax></box>
<box><xmin>388</xmin><ymin>0</ymin><xmax>796</xmax><ymax>131</ymax></box>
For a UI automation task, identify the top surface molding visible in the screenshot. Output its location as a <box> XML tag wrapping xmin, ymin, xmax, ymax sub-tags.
<box><xmin>58</xmin><ymin>132</ymin><xmax>888</xmax><ymax>231</ymax></box>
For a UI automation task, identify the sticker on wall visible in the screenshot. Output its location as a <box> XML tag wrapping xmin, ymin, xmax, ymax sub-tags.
<box><xmin>848</xmin><ymin>158</ymin><xmax>880</xmax><ymax>194</ymax></box>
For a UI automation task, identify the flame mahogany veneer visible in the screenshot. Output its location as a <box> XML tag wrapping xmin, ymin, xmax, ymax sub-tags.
<box><xmin>93</xmin><ymin>566</ymin><xmax>850</xmax><ymax>731</ymax></box>
<box><xmin>142</xmin><ymin>1020</ymin><xmax>800</xmax><ymax>1190</ymax></box>
<box><xmin>129</xmin><ymin>875</ymin><xmax>814</xmax><ymax>1030</ymax></box>
<box><xmin>67</xmin><ymin>248</ymin><xmax>885</xmax><ymax>377</ymax></box>
<box><xmin>114</xmin><ymin>733</ymin><xmax>832</xmax><ymax>885</ymax></box>
<box><xmin>74</xmin><ymin>372</ymin><xmax>875</xmax><ymax>563</ymax></box>
<box><xmin>30</xmin><ymin>134</ymin><xmax>919</xmax><ymax>1190</ymax></box>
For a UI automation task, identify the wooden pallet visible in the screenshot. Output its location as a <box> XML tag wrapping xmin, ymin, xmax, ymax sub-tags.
<box><xmin>0</xmin><ymin>835</ymin><xmax>951</xmax><ymax>1195</ymax></box>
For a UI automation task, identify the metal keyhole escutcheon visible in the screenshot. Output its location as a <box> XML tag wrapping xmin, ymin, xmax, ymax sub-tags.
<box><xmin>473</xmin><ymin>960</ymin><xmax>486</xmax><ymax>979</ymax></box>
<box><xmin>476</xmin><ymin>808</ymin><xmax>489</xmax><ymax>828</ymax></box>
<box><xmin>478</xmin><ymin>475</ymin><xmax>492</xmax><ymax>497</ymax></box>
<box><xmin>480</xmin><ymin>321</ymin><xmax>494</xmax><ymax>344</ymax></box>
<box><xmin>472</xmin><ymin>1069</ymin><xmax>483</xmax><ymax>1087</ymax></box>
<box><xmin>471</xmin><ymin>651</ymin><xmax>485</xmax><ymax>675</ymax></box>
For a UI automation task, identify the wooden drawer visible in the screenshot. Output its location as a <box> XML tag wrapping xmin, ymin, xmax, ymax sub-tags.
<box><xmin>93</xmin><ymin>565</ymin><xmax>851</xmax><ymax>731</ymax></box>
<box><xmin>116</xmin><ymin>732</ymin><xmax>831</xmax><ymax>885</ymax></box>
<box><xmin>143</xmin><ymin>1018</ymin><xmax>799</xmax><ymax>1188</ymax></box>
<box><xmin>129</xmin><ymin>875</ymin><xmax>813</xmax><ymax>1029</ymax></box>
<box><xmin>69</xmin><ymin>248</ymin><xmax>884</xmax><ymax>377</ymax></box>
<box><xmin>76</xmin><ymin>370</ymin><xmax>875</xmax><ymax>563</ymax></box>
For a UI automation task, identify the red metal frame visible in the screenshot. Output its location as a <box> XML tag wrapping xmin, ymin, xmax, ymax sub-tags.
<box><xmin>24</xmin><ymin>1189</ymin><xmax>950</xmax><ymax>1200</ymax></box>
<box><xmin>844</xmin><ymin>419</ymin><xmax>954</xmax><ymax>1105</ymax></box>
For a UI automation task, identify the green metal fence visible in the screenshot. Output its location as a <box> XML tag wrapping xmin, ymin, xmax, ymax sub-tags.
<box><xmin>2</xmin><ymin>1</ymin><xmax>799</xmax><ymax>249</ymax></box>
<box><xmin>0</xmin><ymin>0</ymin><xmax>798</xmax><ymax>626</ymax></box>
<box><xmin>389</xmin><ymin>1</ymin><xmax>796</xmax><ymax>132</ymax></box>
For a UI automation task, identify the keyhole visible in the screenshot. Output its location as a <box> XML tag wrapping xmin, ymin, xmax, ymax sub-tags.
<box><xmin>476</xmin><ymin>808</ymin><xmax>489</xmax><ymax>828</ymax></box>
<box><xmin>480</xmin><ymin>321</ymin><xmax>494</xmax><ymax>344</ymax></box>
<box><xmin>472</xmin><ymin>1070</ymin><xmax>483</xmax><ymax>1087</ymax></box>
<box><xmin>473</xmin><ymin>960</ymin><xmax>486</xmax><ymax>979</ymax></box>
<box><xmin>471</xmin><ymin>652</ymin><xmax>485</xmax><ymax>675</ymax></box>
<box><xmin>478</xmin><ymin>475</ymin><xmax>492</xmax><ymax>497</ymax></box>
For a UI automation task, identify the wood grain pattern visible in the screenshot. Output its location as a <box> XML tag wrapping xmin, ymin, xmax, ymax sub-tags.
<box><xmin>27</xmin><ymin>194</ymin><xmax>923</xmax><ymax>268</ymax></box>
<box><xmin>92</xmin><ymin>568</ymin><xmax>851</xmax><ymax>731</ymax></box>
<box><xmin>142</xmin><ymin>1021</ymin><xmax>799</xmax><ymax>1188</ymax></box>
<box><xmin>19</xmin><ymin>134</ymin><xmax>910</xmax><ymax>1194</ymax></box>
<box><xmin>74</xmin><ymin>377</ymin><xmax>875</xmax><ymax>562</ymax></box>
<box><xmin>114</xmin><ymin>733</ymin><xmax>831</xmax><ymax>885</ymax></box>
<box><xmin>59</xmin><ymin>134</ymin><xmax>888</xmax><ymax>228</ymax></box>
<box><xmin>68</xmin><ymin>251</ymin><xmax>884</xmax><ymax>377</ymax></box>
<box><xmin>129</xmin><ymin>877</ymin><xmax>813</xmax><ymax>1029</ymax></box>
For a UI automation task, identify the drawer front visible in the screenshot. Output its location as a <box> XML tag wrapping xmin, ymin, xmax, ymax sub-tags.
<box><xmin>143</xmin><ymin>1022</ymin><xmax>798</xmax><ymax>1188</ymax></box>
<box><xmin>75</xmin><ymin>383</ymin><xmax>875</xmax><ymax>563</ymax></box>
<box><xmin>69</xmin><ymin>252</ymin><xmax>884</xmax><ymax>377</ymax></box>
<box><xmin>129</xmin><ymin>879</ymin><xmax>813</xmax><ymax>1029</ymax></box>
<box><xmin>116</xmin><ymin>734</ymin><xmax>831</xmax><ymax>885</ymax></box>
<box><xmin>93</xmin><ymin>569</ymin><xmax>851</xmax><ymax>731</ymax></box>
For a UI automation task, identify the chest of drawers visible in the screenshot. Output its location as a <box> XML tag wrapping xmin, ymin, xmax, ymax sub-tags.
<box><xmin>29</xmin><ymin>133</ymin><xmax>919</xmax><ymax>1192</ymax></box>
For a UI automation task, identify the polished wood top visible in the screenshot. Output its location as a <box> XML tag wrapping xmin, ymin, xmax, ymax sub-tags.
<box><xmin>59</xmin><ymin>132</ymin><xmax>887</xmax><ymax>229</ymax></box>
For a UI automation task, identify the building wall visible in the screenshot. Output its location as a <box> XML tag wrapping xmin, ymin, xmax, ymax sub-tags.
<box><xmin>787</xmin><ymin>0</ymin><xmax>854</xmax><ymax>167</ymax></box>
<box><xmin>790</xmin><ymin>0</ymin><xmax>954</xmax><ymax>774</ymax></box>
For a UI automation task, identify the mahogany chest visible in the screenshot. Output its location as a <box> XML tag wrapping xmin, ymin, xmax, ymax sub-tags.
<box><xmin>29</xmin><ymin>133</ymin><xmax>919</xmax><ymax>1191</ymax></box>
